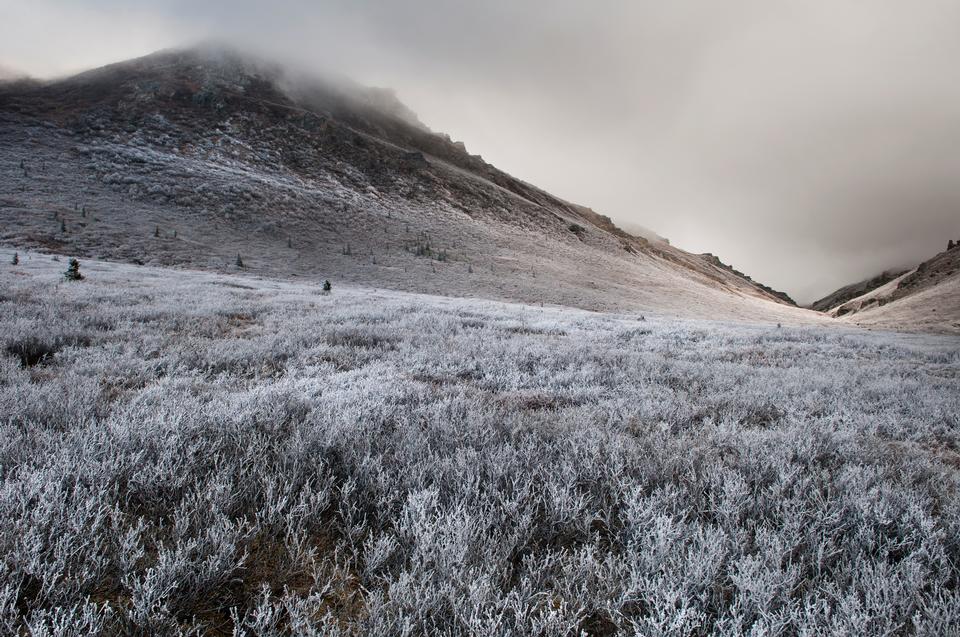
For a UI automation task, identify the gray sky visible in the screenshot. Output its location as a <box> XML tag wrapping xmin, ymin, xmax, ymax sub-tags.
<box><xmin>3</xmin><ymin>1</ymin><xmax>960</xmax><ymax>303</ymax></box>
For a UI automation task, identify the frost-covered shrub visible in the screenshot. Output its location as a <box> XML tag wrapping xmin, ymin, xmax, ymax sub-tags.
<box><xmin>0</xmin><ymin>255</ymin><xmax>957</xmax><ymax>634</ymax></box>
<box><xmin>5</xmin><ymin>333</ymin><xmax>91</xmax><ymax>368</ymax></box>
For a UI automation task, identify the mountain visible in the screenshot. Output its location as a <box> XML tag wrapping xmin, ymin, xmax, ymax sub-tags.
<box><xmin>809</xmin><ymin>269</ymin><xmax>908</xmax><ymax>312</ymax></box>
<box><xmin>0</xmin><ymin>45</ymin><xmax>817</xmax><ymax>323</ymax></box>
<box><xmin>821</xmin><ymin>242</ymin><xmax>960</xmax><ymax>333</ymax></box>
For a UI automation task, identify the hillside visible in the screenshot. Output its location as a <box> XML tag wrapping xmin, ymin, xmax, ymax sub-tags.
<box><xmin>826</xmin><ymin>243</ymin><xmax>960</xmax><ymax>334</ymax></box>
<box><xmin>0</xmin><ymin>45</ymin><xmax>813</xmax><ymax>324</ymax></box>
<box><xmin>809</xmin><ymin>269</ymin><xmax>907</xmax><ymax>312</ymax></box>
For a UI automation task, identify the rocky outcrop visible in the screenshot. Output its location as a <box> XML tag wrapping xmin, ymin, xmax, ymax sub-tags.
<box><xmin>700</xmin><ymin>253</ymin><xmax>797</xmax><ymax>306</ymax></box>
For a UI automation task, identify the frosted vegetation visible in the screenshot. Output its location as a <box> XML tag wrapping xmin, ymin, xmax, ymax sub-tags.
<box><xmin>1</xmin><ymin>251</ymin><xmax>959</xmax><ymax>635</ymax></box>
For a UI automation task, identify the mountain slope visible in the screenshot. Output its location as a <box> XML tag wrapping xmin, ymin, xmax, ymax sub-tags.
<box><xmin>810</xmin><ymin>269</ymin><xmax>908</xmax><ymax>312</ymax></box>
<box><xmin>0</xmin><ymin>46</ymin><xmax>816</xmax><ymax>323</ymax></box>
<box><xmin>827</xmin><ymin>245</ymin><xmax>960</xmax><ymax>333</ymax></box>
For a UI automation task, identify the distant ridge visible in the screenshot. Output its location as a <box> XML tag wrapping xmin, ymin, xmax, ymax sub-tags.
<box><xmin>818</xmin><ymin>242</ymin><xmax>960</xmax><ymax>333</ymax></box>
<box><xmin>809</xmin><ymin>270</ymin><xmax>907</xmax><ymax>313</ymax></box>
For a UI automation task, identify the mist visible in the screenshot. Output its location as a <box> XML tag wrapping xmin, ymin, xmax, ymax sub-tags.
<box><xmin>3</xmin><ymin>1</ymin><xmax>959</xmax><ymax>303</ymax></box>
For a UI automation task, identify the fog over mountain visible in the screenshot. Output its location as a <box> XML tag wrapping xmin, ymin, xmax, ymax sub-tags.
<box><xmin>5</xmin><ymin>1</ymin><xmax>959</xmax><ymax>303</ymax></box>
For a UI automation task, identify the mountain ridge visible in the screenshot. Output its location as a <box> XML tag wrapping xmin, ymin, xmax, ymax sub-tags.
<box><xmin>820</xmin><ymin>243</ymin><xmax>960</xmax><ymax>333</ymax></box>
<box><xmin>0</xmin><ymin>46</ymin><xmax>815</xmax><ymax>323</ymax></box>
<box><xmin>809</xmin><ymin>269</ymin><xmax>909</xmax><ymax>313</ymax></box>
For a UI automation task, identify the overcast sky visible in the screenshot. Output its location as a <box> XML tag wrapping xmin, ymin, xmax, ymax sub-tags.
<box><xmin>3</xmin><ymin>1</ymin><xmax>959</xmax><ymax>303</ymax></box>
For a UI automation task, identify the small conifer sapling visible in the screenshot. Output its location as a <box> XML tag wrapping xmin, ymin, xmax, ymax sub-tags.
<box><xmin>64</xmin><ymin>258</ymin><xmax>83</xmax><ymax>281</ymax></box>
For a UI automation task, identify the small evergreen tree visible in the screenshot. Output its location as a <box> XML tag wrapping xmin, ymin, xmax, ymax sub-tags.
<box><xmin>287</xmin><ymin>237</ymin><xmax>292</xmax><ymax>248</ymax></box>
<box><xmin>60</xmin><ymin>219</ymin><xmax>66</xmax><ymax>232</ymax></box>
<box><xmin>322</xmin><ymin>280</ymin><xmax>332</xmax><ymax>293</ymax></box>
<box><xmin>235</xmin><ymin>253</ymin><xmax>244</xmax><ymax>268</ymax></box>
<box><xmin>11</xmin><ymin>252</ymin><xmax>19</xmax><ymax>265</ymax></box>
<box><xmin>154</xmin><ymin>225</ymin><xmax>160</xmax><ymax>238</ymax></box>
<box><xmin>64</xmin><ymin>258</ymin><xmax>83</xmax><ymax>281</ymax></box>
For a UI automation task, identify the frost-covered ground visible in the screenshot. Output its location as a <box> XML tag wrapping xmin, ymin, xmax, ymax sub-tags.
<box><xmin>1</xmin><ymin>250</ymin><xmax>959</xmax><ymax>636</ymax></box>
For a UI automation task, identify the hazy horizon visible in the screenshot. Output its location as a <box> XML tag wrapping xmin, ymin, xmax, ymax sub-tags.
<box><xmin>3</xmin><ymin>1</ymin><xmax>959</xmax><ymax>304</ymax></box>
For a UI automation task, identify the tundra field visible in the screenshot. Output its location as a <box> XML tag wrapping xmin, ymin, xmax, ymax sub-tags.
<box><xmin>1</xmin><ymin>250</ymin><xmax>959</xmax><ymax>636</ymax></box>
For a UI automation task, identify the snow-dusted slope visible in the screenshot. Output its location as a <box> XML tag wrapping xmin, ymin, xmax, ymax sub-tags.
<box><xmin>0</xmin><ymin>46</ymin><xmax>813</xmax><ymax>323</ymax></box>
<box><xmin>836</xmin><ymin>272</ymin><xmax>960</xmax><ymax>334</ymax></box>
<box><xmin>809</xmin><ymin>269</ymin><xmax>908</xmax><ymax>313</ymax></box>
<box><xmin>828</xmin><ymin>246</ymin><xmax>960</xmax><ymax>334</ymax></box>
